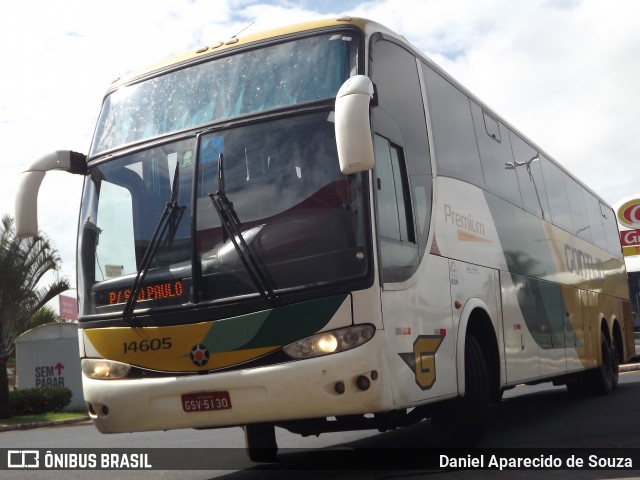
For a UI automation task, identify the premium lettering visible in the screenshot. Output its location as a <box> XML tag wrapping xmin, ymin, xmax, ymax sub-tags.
<box><xmin>444</xmin><ymin>204</ymin><xmax>485</xmax><ymax>236</ymax></box>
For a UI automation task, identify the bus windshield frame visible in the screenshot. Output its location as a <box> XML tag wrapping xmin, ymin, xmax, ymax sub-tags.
<box><xmin>78</xmin><ymin>110</ymin><xmax>372</xmax><ymax>318</ymax></box>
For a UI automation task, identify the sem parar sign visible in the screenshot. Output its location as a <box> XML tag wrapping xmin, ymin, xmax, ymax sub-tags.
<box><xmin>35</xmin><ymin>363</ymin><xmax>66</xmax><ymax>387</ymax></box>
<box><xmin>15</xmin><ymin>323</ymin><xmax>84</xmax><ymax>408</ymax></box>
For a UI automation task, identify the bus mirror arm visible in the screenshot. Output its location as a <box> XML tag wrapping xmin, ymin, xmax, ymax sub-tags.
<box><xmin>15</xmin><ymin>150</ymin><xmax>87</xmax><ymax>238</ymax></box>
<box><xmin>335</xmin><ymin>75</ymin><xmax>376</xmax><ymax>175</ymax></box>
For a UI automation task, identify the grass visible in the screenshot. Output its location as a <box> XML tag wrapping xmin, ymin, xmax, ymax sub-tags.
<box><xmin>0</xmin><ymin>410</ymin><xmax>89</xmax><ymax>427</ymax></box>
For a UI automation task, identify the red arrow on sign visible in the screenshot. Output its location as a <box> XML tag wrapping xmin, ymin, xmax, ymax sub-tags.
<box><xmin>54</xmin><ymin>362</ymin><xmax>64</xmax><ymax>376</ymax></box>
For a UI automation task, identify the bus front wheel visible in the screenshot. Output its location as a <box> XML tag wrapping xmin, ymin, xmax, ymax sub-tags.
<box><xmin>431</xmin><ymin>334</ymin><xmax>489</xmax><ymax>447</ymax></box>
<box><xmin>244</xmin><ymin>424</ymin><xmax>278</xmax><ymax>462</ymax></box>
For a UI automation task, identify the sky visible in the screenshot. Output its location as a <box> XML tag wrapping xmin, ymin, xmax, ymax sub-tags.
<box><xmin>1</xmin><ymin>0</ymin><xmax>640</xmax><ymax>302</ymax></box>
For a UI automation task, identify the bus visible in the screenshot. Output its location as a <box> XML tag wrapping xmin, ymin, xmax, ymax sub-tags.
<box><xmin>15</xmin><ymin>16</ymin><xmax>634</xmax><ymax>459</ymax></box>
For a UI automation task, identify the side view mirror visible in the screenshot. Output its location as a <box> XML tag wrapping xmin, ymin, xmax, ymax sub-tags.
<box><xmin>335</xmin><ymin>75</ymin><xmax>375</xmax><ymax>175</ymax></box>
<box><xmin>15</xmin><ymin>150</ymin><xmax>86</xmax><ymax>237</ymax></box>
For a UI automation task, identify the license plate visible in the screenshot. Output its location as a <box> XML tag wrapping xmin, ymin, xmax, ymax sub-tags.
<box><xmin>181</xmin><ymin>391</ymin><xmax>232</xmax><ymax>412</ymax></box>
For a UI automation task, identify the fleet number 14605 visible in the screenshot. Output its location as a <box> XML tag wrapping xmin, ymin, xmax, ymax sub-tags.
<box><xmin>123</xmin><ymin>337</ymin><xmax>172</xmax><ymax>354</ymax></box>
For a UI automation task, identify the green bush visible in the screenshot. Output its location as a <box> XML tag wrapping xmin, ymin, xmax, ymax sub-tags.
<box><xmin>10</xmin><ymin>387</ymin><xmax>72</xmax><ymax>415</ymax></box>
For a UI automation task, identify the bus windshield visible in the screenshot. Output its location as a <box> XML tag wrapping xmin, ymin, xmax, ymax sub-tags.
<box><xmin>77</xmin><ymin>111</ymin><xmax>370</xmax><ymax>316</ymax></box>
<box><xmin>90</xmin><ymin>32</ymin><xmax>359</xmax><ymax>156</ymax></box>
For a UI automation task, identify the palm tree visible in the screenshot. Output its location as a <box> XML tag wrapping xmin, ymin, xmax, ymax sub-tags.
<box><xmin>0</xmin><ymin>214</ymin><xmax>70</xmax><ymax>417</ymax></box>
<box><xmin>25</xmin><ymin>305</ymin><xmax>62</xmax><ymax>331</ymax></box>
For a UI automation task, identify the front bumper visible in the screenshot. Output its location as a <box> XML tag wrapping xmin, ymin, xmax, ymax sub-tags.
<box><xmin>84</xmin><ymin>333</ymin><xmax>393</xmax><ymax>433</ymax></box>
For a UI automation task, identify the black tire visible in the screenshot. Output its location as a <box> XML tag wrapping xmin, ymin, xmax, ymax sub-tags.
<box><xmin>610</xmin><ymin>336</ymin><xmax>620</xmax><ymax>391</ymax></box>
<box><xmin>566</xmin><ymin>334</ymin><xmax>620</xmax><ymax>396</ymax></box>
<box><xmin>244</xmin><ymin>424</ymin><xmax>278</xmax><ymax>462</ymax></box>
<box><xmin>590</xmin><ymin>334</ymin><xmax>616</xmax><ymax>395</ymax></box>
<box><xmin>432</xmin><ymin>334</ymin><xmax>490</xmax><ymax>447</ymax></box>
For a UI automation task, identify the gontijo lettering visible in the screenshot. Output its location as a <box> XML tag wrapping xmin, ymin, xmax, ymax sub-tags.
<box><xmin>564</xmin><ymin>244</ymin><xmax>605</xmax><ymax>281</ymax></box>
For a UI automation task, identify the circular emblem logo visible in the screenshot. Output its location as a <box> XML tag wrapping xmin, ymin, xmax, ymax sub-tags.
<box><xmin>618</xmin><ymin>199</ymin><xmax>640</xmax><ymax>228</ymax></box>
<box><xmin>190</xmin><ymin>344</ymin><xmax>210</xmax><ymax>367</ymax></box>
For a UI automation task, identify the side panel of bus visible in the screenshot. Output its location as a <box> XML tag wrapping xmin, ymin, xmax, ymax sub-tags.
<box><xmin>418</xmin><ymin>50</ymin><xmax>631</xmax><ymax>393</ymax></box>
<box><xmin>368</xmin><ymin>28</ymin><xmax>630</xmax><ymax>408</ymax></box>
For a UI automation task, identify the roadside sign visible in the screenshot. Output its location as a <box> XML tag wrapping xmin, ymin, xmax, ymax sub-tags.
<box><xmin>623</xmin><ymin>245</ymin><xmax>640</xmax><ymax>257</ymax></box>
<box><xmin>59</xmin><ymin>295</ymin><xmax>78</xmax><ymax>321</ymax></box>
<box><xmin>618</xmin><ymin>198</ymin><xmax>640</xmax><ymax>229</ymax></box>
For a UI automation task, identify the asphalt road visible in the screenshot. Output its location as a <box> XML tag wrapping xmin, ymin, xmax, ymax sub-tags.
<box><xmin>3</xmin><ymin>370</ymin><xmax>640</xmax><ymax>479</ymax></box>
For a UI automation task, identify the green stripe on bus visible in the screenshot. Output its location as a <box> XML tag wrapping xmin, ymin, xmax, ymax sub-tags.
<box><xmin>201</xmin><ymin>294</ymin><xmax>349</xmax><ymax>353</ymax></box>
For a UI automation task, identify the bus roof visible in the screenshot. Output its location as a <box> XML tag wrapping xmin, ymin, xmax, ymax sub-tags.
<box><xmin>108</xmin><ymin>16</ymin><xmax>372</xmax><ymax>91</ymax></box>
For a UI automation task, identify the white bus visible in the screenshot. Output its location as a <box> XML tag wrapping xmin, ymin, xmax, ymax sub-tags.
<box><xmin>15</xmin><ymin>17</ymin><xmax>634</xmax><ymax>460</ymax></box>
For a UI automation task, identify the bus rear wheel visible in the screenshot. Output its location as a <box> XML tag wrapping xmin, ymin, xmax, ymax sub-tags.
<box><xmin>610</xmin><ymin>335</ymin><xmax>620</xmax><ymax>391</ymax></box>
<box><xmin>566</xmin><ymin>334</ymin><xmax>619</xmax><ymax>396</ymax></box>
<box><xmin>431</xmin><ymin>334</ymin><xmax>489</xmax><ymax>447</ymax></box>
<box><xmin>591</xmin><ymin>333</ymin><xmax>618</xmax><ymax>395</ymax></box>
<box><xmin>244</xmin><ymin>424</ymin><xmax>278</xmax><ymax>462</ymax></box>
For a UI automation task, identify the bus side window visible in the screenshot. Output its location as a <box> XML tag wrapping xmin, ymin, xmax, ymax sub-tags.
<box><xmin>565</xmin><ymin>178</ymin><xmax>592</xmax><ymax>242</ymax></box>
<box><xmin>469</xmin><ymin>101</ymin><xmax>522</xmax><ymax>207</ymax></box>
<box><xmin>541</xmin><ymin>155</ymin><xmax>574</xmax><ymax>233</ymax></box>
<box><xmin>509</xmin><ymin>131</ymin><xmax>550</xmax><ymax>220</ymax></box>
<box><xmin>374</xmin><ymin>134</ymin><xmax>419</xmax><ymax>283</ymax></box>
<box><xmin>370</xmin><ymin>38</ymin><xmax>432</xmax><ymax>258</ymax></box>
<box><xmin>584</xmin><ymin>190</ymin><xmax>607</xmax><ymax>251</ymax></box>
<box><xmin>602</xmin><ymin>204</ymin><xmax>622</xmax><ymax>256</ymax></box>
<box><xmin>421</xmin><ymin>64</ymin><xmax>484</xmax><ymax>189</ymax></box>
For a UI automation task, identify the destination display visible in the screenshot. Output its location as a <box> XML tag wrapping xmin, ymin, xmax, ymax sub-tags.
<box><xmin>94</xmin><ymin>280</ymin><xmax>185</xmax><ymax>307</ymax></box>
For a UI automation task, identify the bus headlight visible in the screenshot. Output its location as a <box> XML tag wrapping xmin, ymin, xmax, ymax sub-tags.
<box><xmin>283</xmin><ymin>324</ymin><xmax>375</xmax><ymax>359</ymax></box>
<box><xmin>82</xmin><ymin>359</ymin><xmax>131</xmax><ymax>380</ymax></box>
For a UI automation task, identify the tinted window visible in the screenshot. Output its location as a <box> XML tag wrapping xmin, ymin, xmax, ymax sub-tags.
<box><xmin>470</xmin><ymin>101</ymin><xmax>521</xmax><ymax>207</ymax></box>
<box><xmin>374</xmin><ymin>135</ymin><xmax>418</xmax><ymax>282</ymax></box>
<box><xmin>375</xmin><ymin>136</ymin><xmax>410</xmax><ymax>240</ymax></box>
<box><xmin>602</xmin><ymin>204</ymin><xmax>622</xmax><ymax>256</ymax></box>
<box><xmin>78</xmin><ymin>139</ymin><xmax>195</xmax><ymax>315</ymax></box>
<box><xmin>565</xmin><ymin>178</ymin><xmax>592</xmax><ymax>242</ymax></box>
<box><xmin>410</xmin><ymin>175</ymin><xmax>432</xmax><ymax>257</ymax></box>
<box><xmin>541</xmin><ymin>155</ymin><xmax>573</xmax><ymax>232</ymax></box>
<box><xmin>371</xmin><ymin>39</ymin><xmax>432</xmax><ymax>257</ymax></box>
<box><xmin>583</xmin><ymin>190</ymin><xmax>607</xmax><ymax>250</ymax></box>
<box><xmin>509</xmin><ymin>131</ymin><xmax>550</xmax><ymax>220</ymax></box>
<box><xmin>195</xmin><ymin>112</ymin><xmax>370</xmax><ymax>300</ymax></box>
<box><xmin>422</xmin><ymin>63</ymin><xmax>483</xmax><ymax>187</ymax></box>
<box><xmin>371</xmin><ymin>40</ymin><xmax>431</xmax><ymax>176</ymax></box>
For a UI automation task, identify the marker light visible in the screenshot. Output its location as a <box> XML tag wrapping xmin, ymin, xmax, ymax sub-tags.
<box><xmin>283</xmin><ymin>324</ymin><xmax>375</xmax><ymax>359</ymax></box>
<box><xmin>82</xmin><ymin>359</ymin><xmax>131</xmax><ymax>380</ymax></box>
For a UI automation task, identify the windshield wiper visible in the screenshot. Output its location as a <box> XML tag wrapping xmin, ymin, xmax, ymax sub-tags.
<box><xmin>123</xmin><ymin>163</ymin><xmax>183</xmax><ymax>325</ymax></box>
<box><xmin>208</xmin><ymin>153</ymin><xmax>276</xmax><ymax>302</ymax></box>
